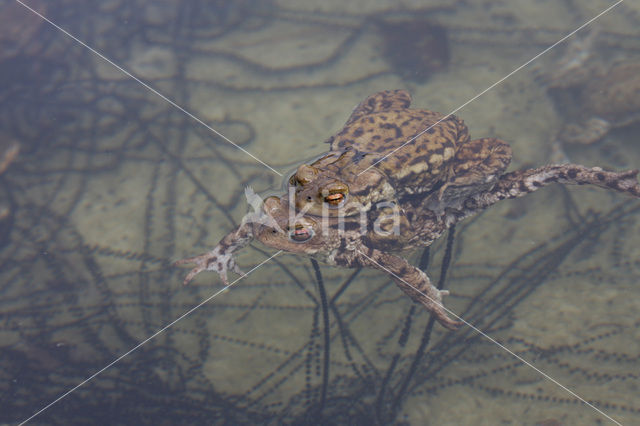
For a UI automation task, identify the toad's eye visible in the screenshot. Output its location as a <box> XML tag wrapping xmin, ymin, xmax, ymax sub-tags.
<box><xmin>324</xmin><ymin>192</ymin><xmax>345</xmax><ymax>206</ymax></box>
<box><xmin>288</xmin><ymin>223</ymin><xmax>314</xmax><ymax>243</ymax></box>
<box><xmin>321</xmin><ymin>182</ymin><xmax>349</xmax><ymax>207</ymax></box>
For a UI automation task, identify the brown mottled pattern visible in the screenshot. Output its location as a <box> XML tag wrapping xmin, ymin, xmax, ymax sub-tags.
<box><xmin>330</xmin><ymin>98</ymin><xmax>468</xmax><ymax>195</ymax></box>
<box><xmin>343</xmin><ymin>89</ymin><xmax>411</xmax><ymax>126</ymax></box>
<box><xmin>291</xmin><ymin>90</ymin><xmax>499</xmax><ymax>217</ymax></box>
<box><xmin>450</xmin><ymin>138</ymin><xmax>512</xmax><ymax>186</ymax></box>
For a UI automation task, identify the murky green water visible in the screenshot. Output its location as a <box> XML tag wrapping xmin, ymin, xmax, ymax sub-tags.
<box><xmin>1</xmin><ymin>0</ymin><xmax>639</xmax><ymax>424</ymax></box>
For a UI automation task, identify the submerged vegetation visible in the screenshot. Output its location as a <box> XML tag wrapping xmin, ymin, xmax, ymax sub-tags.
<box><xmin>0</xmin><ymin>0</ymin><xmax>639</xmax><ymax>424</ymax></box>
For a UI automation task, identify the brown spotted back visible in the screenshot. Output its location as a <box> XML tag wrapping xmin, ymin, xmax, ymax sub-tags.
<box><xmin>327</xmin><ymin>90</ymin><xmax>469</xmax><ymax>196</ymax></box>
<box><xmin>290</xmin><ymin>90</ymin><xmax>471</xmax><ymax>216</ymax></box>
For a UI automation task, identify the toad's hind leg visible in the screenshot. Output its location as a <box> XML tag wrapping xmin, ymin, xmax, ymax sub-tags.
<box><xmin>491</xmin><ymin>165</ymin><xmax>640</xmax><ymax>200</ymax></box>
<box><xmin>430</xmin><ymin>138</ymin><xmax>512</xmax><ymax>213</ymax></box>
<box><xmin>360</xmin><ymin>249</ymin><xmax>462</xmax><ymax>330</ymax></box>
<box><xmin>449</xmin><ymin>138</ymin><xmax>512</xmax><ymax>191</ymax></box>
<box><xmin>464</xmin><ymin>164</ymin><xmax>640</xmax><ymax>215</ymax></box>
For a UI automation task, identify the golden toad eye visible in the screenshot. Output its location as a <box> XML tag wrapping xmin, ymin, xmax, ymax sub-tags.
<box><xmin>288</xmin><ymin>223</ymin><xmax>314</xmax><ymax>243</ymax></box>
<box><xmin>321</xmin><ymin>181</ymin><xmax>349</xmax><ymax>207</ymax></box>
<box><xmin>324</xmin><ymin>192</ymin><xmax>345</xmax><ymax>206</ymax></box>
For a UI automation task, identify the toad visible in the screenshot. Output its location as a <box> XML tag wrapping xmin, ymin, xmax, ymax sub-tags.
<box><xmin>545</xmin><ymin>34</ymin><xmax>640</xmax><ymax>146</ymax></box>
<box><xmin>176</xmin><ymin>162</ymin><xmax>640</xmax><ymax>330</ymax></box>
<box><xmin>552</xmin><ymin>62</ymin><xmax>640</xmax><ymax>145</ymax></box>
<box><xmin>289</xmin><ymin>90</ymin><xmax>511</xmax><ymax>217</ymax></box>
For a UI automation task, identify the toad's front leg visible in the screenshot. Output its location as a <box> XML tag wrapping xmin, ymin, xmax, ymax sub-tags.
<box><xmin>174</xmin><ymin>222</ymin><xmax>253</xmax><ymax>285</ymax></box>
<box><xmin>357</xmin><ymin>248</ymin><xmax>462</xmax><ymax>330</ymax></box>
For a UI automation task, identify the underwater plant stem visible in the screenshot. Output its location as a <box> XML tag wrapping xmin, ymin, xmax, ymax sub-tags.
<box><xmin>311</xmin><ymin>258</ymin><xmax>330</xmax><ymax>418</ymax></box>
<box><xmin>391</xmin><ymin>225</ymin><xmax>456</xmax><ymax>416</ymax></box>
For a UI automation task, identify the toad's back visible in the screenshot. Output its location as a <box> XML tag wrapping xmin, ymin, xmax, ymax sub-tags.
<box><xmin>327</xmin><ymin>90</ymin><xmax>470</xmax><ymax>195</ymax></box>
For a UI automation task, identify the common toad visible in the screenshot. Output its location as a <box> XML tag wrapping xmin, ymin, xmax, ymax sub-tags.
<box><xmin>177</xmin><ymin>160</ymin><xmax>640</xmax><ymax>329</ymax></box>
<box><xmin>289</xmin><ymin>90</ymin><xmax>512</xmax><ymax>217</ymax></box>
<box><xmin>553</xmin><ymin>62</ymin><xmax>640</xmax><ymax>145</ymax></box>
<box><xmin>546</xmin><ymin>38</ymin><xmax>640</xmax><ymax>146</ymax></box>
